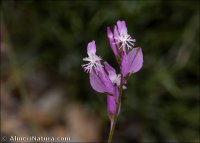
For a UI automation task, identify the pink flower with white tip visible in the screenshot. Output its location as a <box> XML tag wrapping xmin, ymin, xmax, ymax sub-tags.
<box><xmin>82</xmin><ymin>20</ymin><xmax>144</xmax><ymax>143</ymax></box>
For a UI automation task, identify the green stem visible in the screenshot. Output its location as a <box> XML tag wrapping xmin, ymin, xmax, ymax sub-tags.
<box><xmin>107</xmin><ymin>77</ymin><xmax>123</xmax><ymax>143</ymax></box>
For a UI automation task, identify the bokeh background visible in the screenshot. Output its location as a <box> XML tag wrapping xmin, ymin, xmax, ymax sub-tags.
<box><xmin>1</xmin><ymin>1</ymin><xmax>199</xmax><ymax>143</ymax></box>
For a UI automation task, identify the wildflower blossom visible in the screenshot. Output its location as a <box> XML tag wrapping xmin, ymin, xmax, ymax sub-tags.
<box><xmin>82</xmin><ymin>20</ymin><xmax>143</xmax><ymax>143</ymax></box>
<box><xmin>82</xmin><ymin>41</ymin><xmax>115</xmax><ymax>95</ymax></box>
<box><xmin>82</xmin><ymin>41</ymin><xmax>103</xmax><ymax>74</ymax></box>
<box><xmin>114</xmin><ymin>20</ymin><xmax>136</xmax><ymax>51</ymax></box>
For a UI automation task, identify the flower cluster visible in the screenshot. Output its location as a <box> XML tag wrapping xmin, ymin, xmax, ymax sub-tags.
<box><xmin>82</xmin><ymin>20</ymin><xmax>143</xmax><ymax>120</ymax></box>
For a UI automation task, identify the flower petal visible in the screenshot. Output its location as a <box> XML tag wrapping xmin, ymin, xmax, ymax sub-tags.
<box><xmin>107</xmin><ymin>95</ymin><xmax>116</xmax><ymax>116</ymax></box>
<box><xmin>104</xmin><ymin>61</ymin><xmax>116</xmax><ymax>76</ymax></box>
<box><xmin>107</xmin><ymin>27</ymin><xmax>118</xmax><ymax>57</ymax></box>
<box><xmin>120</xmin><ymin>52</ymin><xmax>129</xmax><ymax>77</ymax></box>
<box><xmin>117</xmin><ymin>20</ymin><xmax>127</xmax><ymax>35</ymax></box>
<box><xmin>114</xmin><ymin>25</ymin><xmax>120</xmax><ymax>48</ymax></box>
<box><xmin>114</xmin><ymin>25</ymin><xmax>120</xmax><ymax>37</ymax></box>
<box><xmin>101</xmin><ymin>68</ymin><xmax>115</xmax><ymax>95</ymax></box>
<box><xmin>89</xmin><ymin>69</ymin><xmax>115</xmax><ymax>95</ymax></box>
<box><xmin>127</xmin><ymin>47</ymin><xmax>143</xmax><ymax>74</ymax></box>
<box><xmin>87</xmin><ymin>40</ymin><xmax>96</xmax><ymax>56</ymax></box>
<box><xmin>89</xmin><ymin>72</ymin><xmax>107</xmax><ymax>93</ymax></box>
<box><xmin>104</xmin><ymin>61</ymin><xmax>121</xmax><ymax>86</ymax></box>
<box><xmin>107</xmin><ymin>87</ymin><xmax>120</xmax><ymax>118</ymax></box>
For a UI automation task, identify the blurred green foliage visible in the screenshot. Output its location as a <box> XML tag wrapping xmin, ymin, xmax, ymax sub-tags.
<box><xmin>1</xmin><ymin>0</ymin><xmax>199</xmax><ymax>143</ymax></box>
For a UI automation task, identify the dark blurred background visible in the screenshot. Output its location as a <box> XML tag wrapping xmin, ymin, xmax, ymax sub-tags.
<box><xmin>1</xmin><ymin>1</ymin><xmax>199</xmax><ymax>143</ymax></box>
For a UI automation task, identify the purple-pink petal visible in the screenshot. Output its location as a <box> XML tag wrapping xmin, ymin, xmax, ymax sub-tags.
<box><xmin>89</xmin><ymin>72</ymin><xmax>107</xmax><ymax>93</ymax></box>
<box><xmin>104</xmin><ymin>61</ymin><xmax>116</xmax><ymax>76</ymax></box>
<box><xmin>107</xmin><ymin>87</ymin><xmax>120</xmax><ymax>117</ymax></box>
<box><xmin>121</xmin><ymin>48</ymin><xmax>143</xmax><ymax>77</ymax></box>
<box><xmin>87</xmin><ymin>40</ymin><xmax>96</xmax><ymax>56</ymax></box>
<box><xmin>107</xmin><ymin>27</ymin><xmax>118</xmax><ymax>57</ymax></box>
<box><xmin>89</xmin><ymin>69</ymin><xmax>115</xmax><ymax>95</ymax></box>
<box><xmin>120</xmin><ymin>52</ymin><xmax>129</xmax><ymax>77</ymax></box>
<box><xmin>114</xmin><ymin>25</ymin><xmax>120</xmax><ymax>48</ymax></box>
<box><xmin>101</xmin><ymin>68</ymin><xmax>115</xmax><ymax>95</ymax></box>
<box><xmin>117</xmin><ymin>20</ymin><xmax>127</xmax><ymax>36</ymax></box>
<box><xmin>114</xmin><ymin>25</ymin><xmax>120</xmax><ymax>37</ymax></box>
<box><xmin>127</xmin><ymin>47</ymin><xmax>143</xmax><ymax>74</ymax></box>
<box><xmin>107</xmin><ymin>95</ymin><xmax>116</xmax><ymax>116</ymax></box>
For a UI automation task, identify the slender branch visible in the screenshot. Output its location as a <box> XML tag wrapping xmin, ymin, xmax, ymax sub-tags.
<box><xmin>107</xmin><ymin>76</ymin><xmax>123</xmax><ymax>143</ymax></box>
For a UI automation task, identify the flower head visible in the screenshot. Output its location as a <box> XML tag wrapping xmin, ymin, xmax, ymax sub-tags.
<box><xmin>114</xmin><ymin>20</ymin><xmax>136</xmax><ymax>51</ymax></box>
<box><xmin>82</xmin><ymin>41</ymin><xmax>103</xmax><ymax>74</ymax></box>
<box><xmin>82</xmin><ymin>20</ymin><xmax>144</xmax><ymax>131</ymax></box>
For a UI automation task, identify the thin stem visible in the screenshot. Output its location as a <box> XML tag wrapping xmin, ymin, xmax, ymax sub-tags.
<box><xmin>107</xmin><ymin>77</ymin><xmax>123</xmax><ymax>143</ymax></box>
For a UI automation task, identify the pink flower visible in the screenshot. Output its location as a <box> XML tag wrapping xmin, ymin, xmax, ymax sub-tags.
<box><xmin>82</xmin><ymin>20</ymin><xmax>143</xmax><ymax>120</ymax></box>
<box><xmin>82</xmin><ymin>41</ymin><xmax>115</xmax><ymax>96</ymax></box>
<box><xmin>82</xmin><ymin>41</ymin><xmax>103</xmax><ymax>74</ymax></box>
<box><xmin>107</xmin><ymin>20</ymin><xmax>136</xmax><ymax>59</ymax></box>
<box><xmin>114</xmin><ymin>20</ymin><xmax>136</xmax><ymax>50</ymax></box>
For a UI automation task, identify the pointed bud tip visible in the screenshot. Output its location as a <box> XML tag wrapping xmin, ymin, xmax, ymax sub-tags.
<box><xmin>87</xmin><ymin>40</ymin><xmax>96</xmax><ymax>56</ymax></box>
<box><xmin>88</xmin><ymin>40</ymin><xmax>95</xmax><ymax>46</ymax></box>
